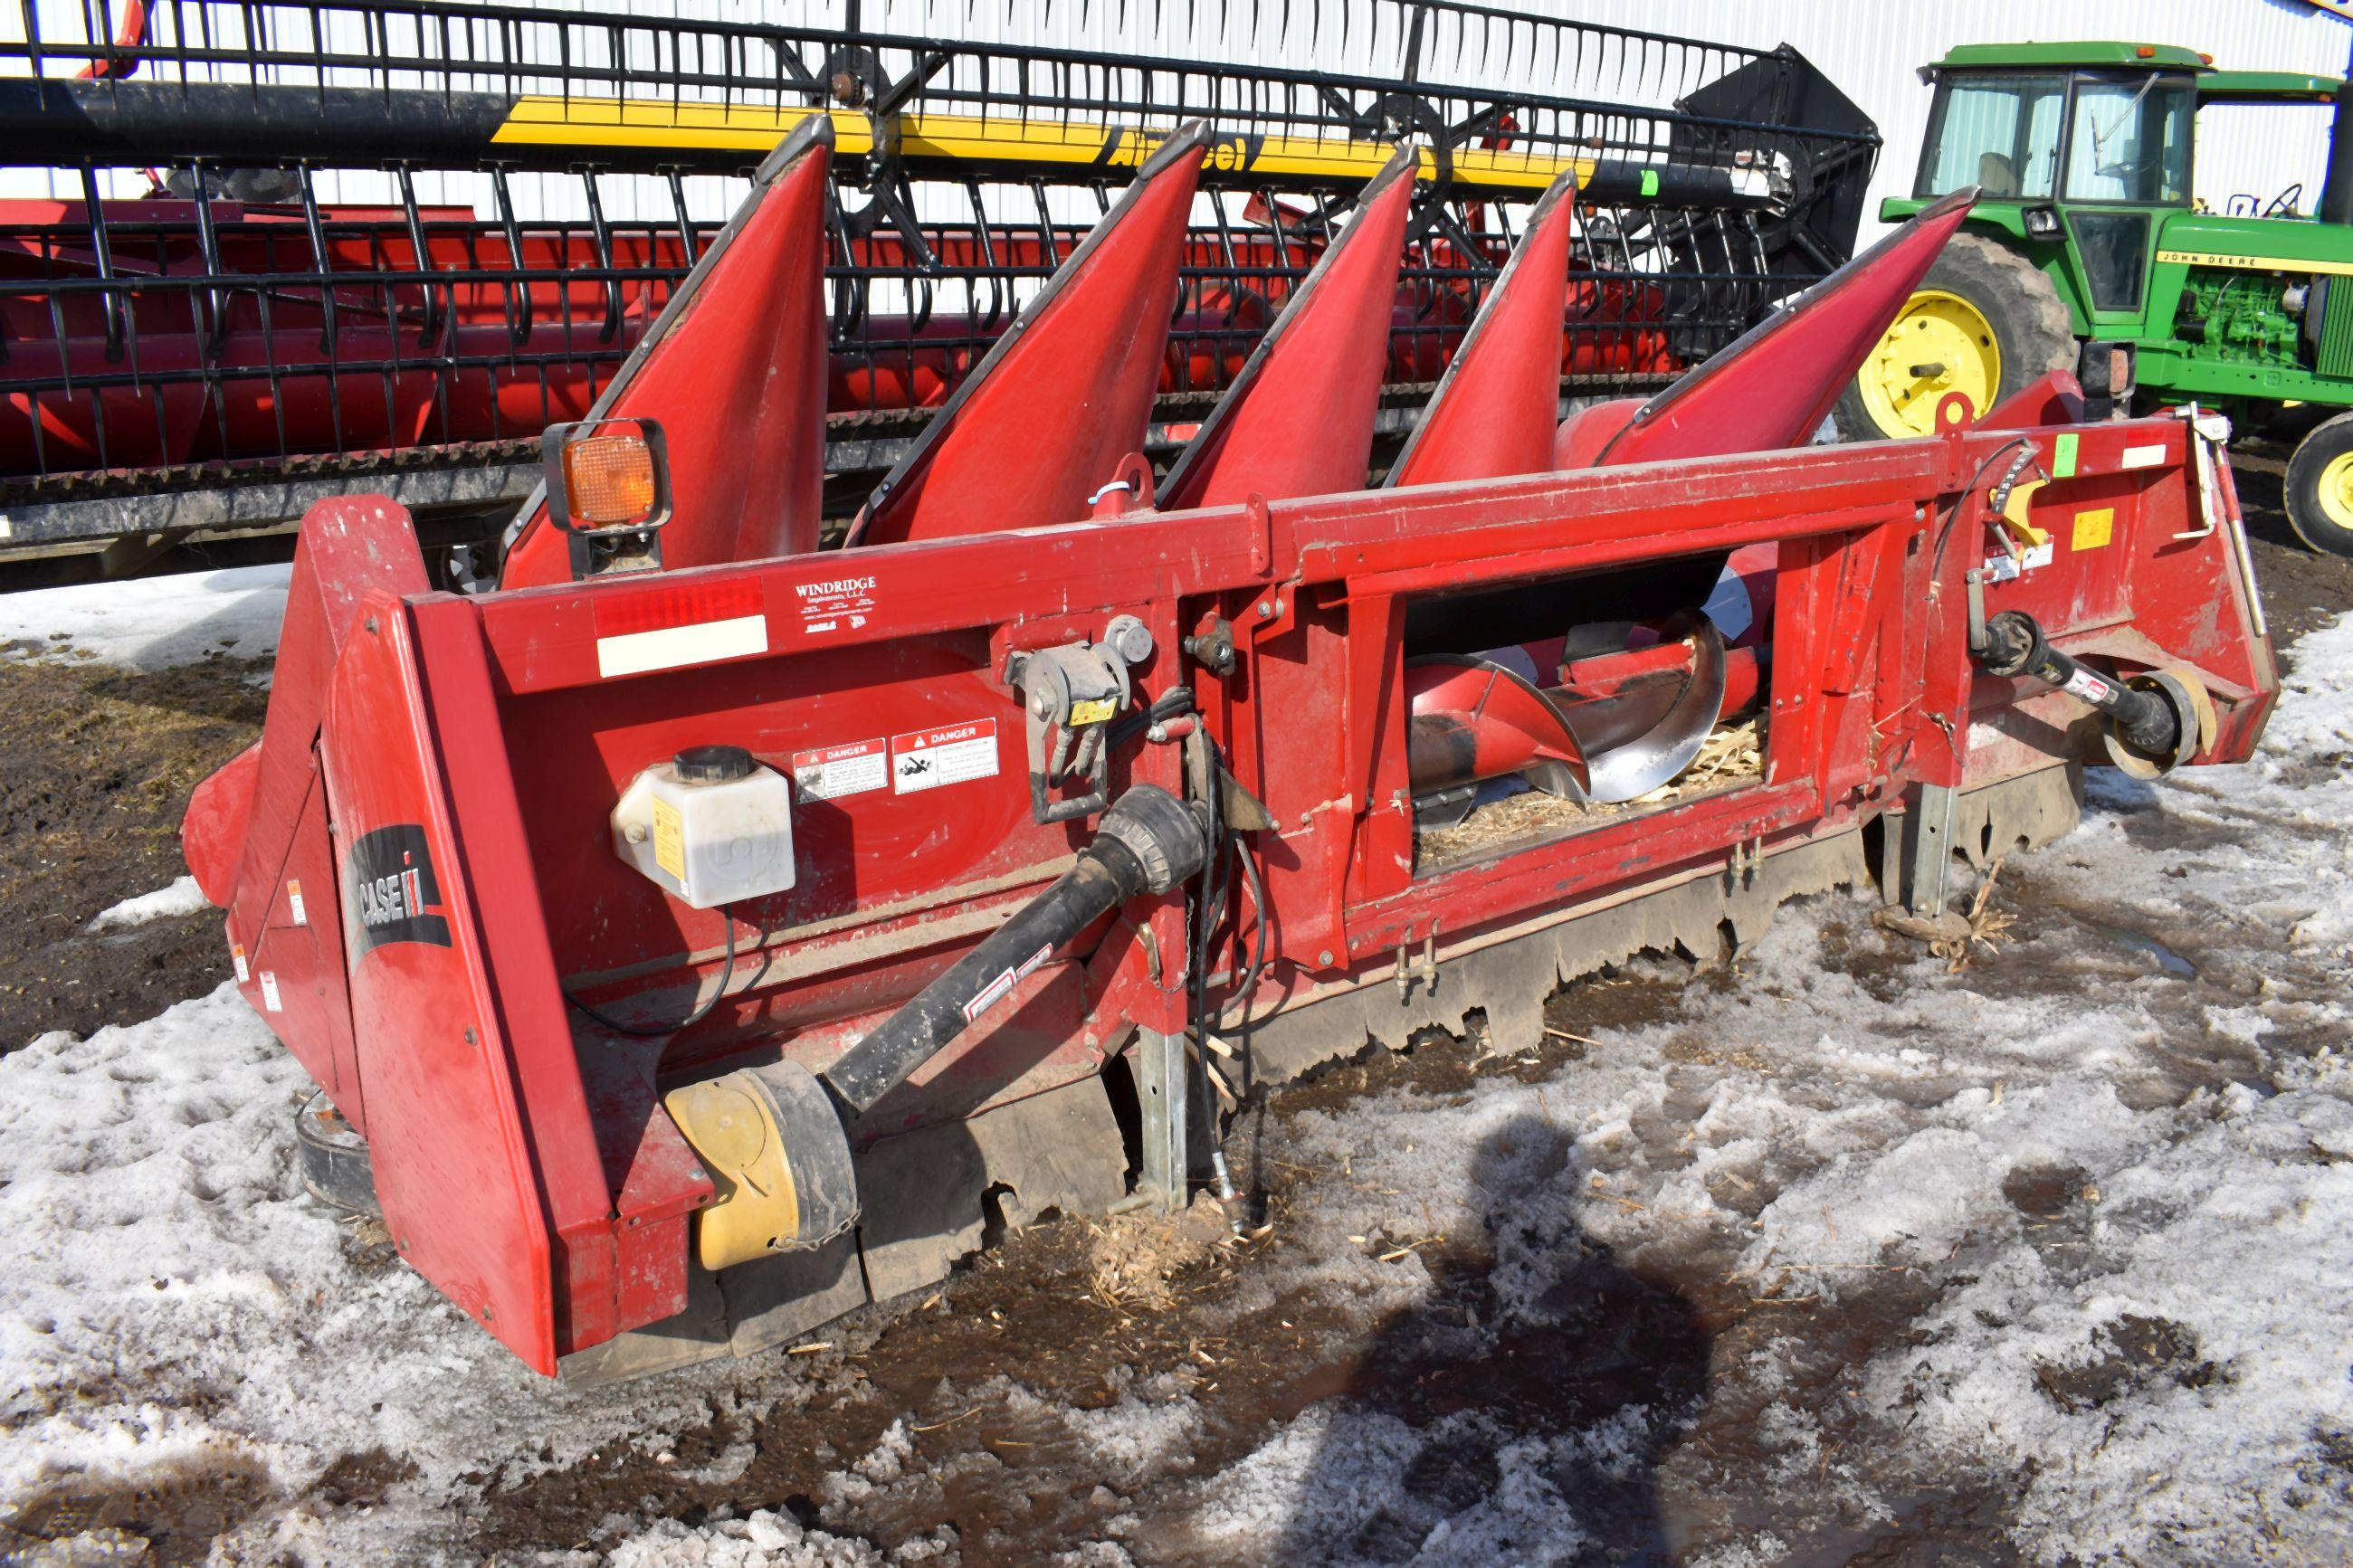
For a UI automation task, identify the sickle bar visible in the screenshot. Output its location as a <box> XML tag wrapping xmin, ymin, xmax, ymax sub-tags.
<box><xmin>500</xmin><ymin>119</ymin><xmax>834</xmax><ymax>589</ymax></box>
<box><xmin>843</xmin><ymin>125</ymin><xmax>1212</xmax><ymax>548</ymax></box>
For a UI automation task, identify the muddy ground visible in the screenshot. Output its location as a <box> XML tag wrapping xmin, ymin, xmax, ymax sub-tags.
<box><xmin>2</xmin><ymin>451</ymin><xmax>2349</xmax><ymax>1566</ymax></box>
<box><xmin>0</xmin><ymin>651</ymin><xmax>269</xmax><ymax>1048</ymax></box>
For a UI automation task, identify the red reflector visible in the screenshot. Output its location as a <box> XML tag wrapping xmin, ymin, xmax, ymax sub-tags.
<box><xmin>593</xmin><ymin>576</ymin><xmax>762</xmax><ymax>638</ymax></box>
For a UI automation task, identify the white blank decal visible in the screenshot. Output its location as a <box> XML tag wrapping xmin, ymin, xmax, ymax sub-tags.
<box><xmin>2120</xmin><ymin>444</ymin><xmax>2167</xmax><ymax>470</ymax></box>
<box><xmin>596</xmin><ymin>614</ymin><xmax>767</xmax><ymax>679</ymax></box>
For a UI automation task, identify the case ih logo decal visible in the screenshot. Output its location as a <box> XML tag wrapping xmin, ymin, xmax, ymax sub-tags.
<box><xmin>346</xmin><ymin>824</ymin><xmax>452</xmax><ymax>955</ymax></box>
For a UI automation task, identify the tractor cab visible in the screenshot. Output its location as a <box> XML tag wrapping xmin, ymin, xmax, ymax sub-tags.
<box><xmin>1909</xmin><ymin>44</ymin><xmax>2200</xmax><ymax>322</ymax></box>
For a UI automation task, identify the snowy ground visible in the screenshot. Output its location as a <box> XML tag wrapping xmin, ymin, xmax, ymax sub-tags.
<box><xmin>1</xmin><ymin>609</ymin><xmax>2348</xmax><ymax>1564</ymax></box>
<box><xmin>0</xmin><ymin>565</ymin><xmax>289</xmax><ymax>671</ymax></box>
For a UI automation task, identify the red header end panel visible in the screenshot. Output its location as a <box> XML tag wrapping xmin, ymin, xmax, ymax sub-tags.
<box><xmin>1970</xmin><ymin>418</ymin><xmax>2277</xmax><ymax>767</ymax></box>
<box><xmin>182</xmin><ymin>497</ymin><xmax>434</xmax><ymax>1137</ymax></box>
<box><xmin>319</xmin><ymin>595</ymin><xmax>624</xmax><ymax>1373</ymax></box>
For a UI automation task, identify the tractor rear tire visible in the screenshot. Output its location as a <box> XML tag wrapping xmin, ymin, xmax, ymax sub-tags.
<box><xmin>2283</xmin><ymin>412</ymin><xmax>2353</xmax><ymax>556</ymax></box>
<box><xmin>1833</xmin><ymin>234</ymin><xmax>2077</xmax><ymax>442</ymax></box>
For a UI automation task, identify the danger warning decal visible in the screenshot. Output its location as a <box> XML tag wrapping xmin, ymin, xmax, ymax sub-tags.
<box><xmin>345</xmin><ymin>823</ymin><xmax>452</xmax><ymax>956</ymax></box>
<box><xmin>891</xmin><ymin>718</ymin><xmax>1000</xmax><ymax>794</ymax></box>
<box><xmin>791</xmin><ymin>736</ymin><xmax>889</xmax><ymax>801</ymax></box>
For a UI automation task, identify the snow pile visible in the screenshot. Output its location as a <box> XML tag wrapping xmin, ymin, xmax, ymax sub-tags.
<box><xmin>987</xmin><ymin>1373</ymin><xmax>1205</xmax><ymax>1487</ymax></box>
<box><xmin>600</xmin><ymin>1506</ymin><xmax>956</xmax><ymax>1567</ymax></box>
<box><xmin>1190</xmin><ymin>1402</ymin><xmax>1601</xmax><ymax>1563</ymax></box>
<box><xmin>0</xmin><ymin>565</ymin><xmax>289</xmax><ymax>670</ymax></box>
<box><xmin>1876</xmin><ymin>1084</ymin><xmax>2353</xmax><ymax>1563</ymax></box>
<box><xmin>0</xmin><ymin>984</ymin><xmax>806</xmax><ymax>1563</ymax></box>
<box><xmin>83</xmin><ymin>875</ymin><xmax>211</xmax><ymax>932</ymax></box>
<box><xmin>589</xmin><ymin>1422</ymin><xmax>962</xmax><ymax>1568</ymax></box>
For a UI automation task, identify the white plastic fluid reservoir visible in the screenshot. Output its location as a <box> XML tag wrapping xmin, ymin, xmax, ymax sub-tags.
<box><xmin>610</xmin><ymin>745</ymin><xmax>796</xmax><ymax>909</ymax></box>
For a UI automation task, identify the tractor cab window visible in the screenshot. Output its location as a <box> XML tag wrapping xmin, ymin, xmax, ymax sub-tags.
<box><xmin>1917</xmin><ymin>73</ymin><xmax>2066</xmax><ymax>199</ymax></box>
<box><xmin>2064</xmin><ymin>75</ymin><xmax>2196</xmax><ymax>204</ymax></box>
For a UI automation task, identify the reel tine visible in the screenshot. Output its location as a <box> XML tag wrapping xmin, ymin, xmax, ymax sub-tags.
<box><xmin>1589</xmin><ymin>186</ymin><xmax>1982</xmax><ymax>467</ymax></box>
<box><xmin>844</xmin><ymin>123</ymin><xmax>1213</xmax><ymax>548</ymax></box>
<box><xmin>500</xmin><ymin>119</ymin><xmax>835</xmax><ymax>588</ymax></box>
<box><xmin>1384</xmin><ymin>165</ymin><xmax>1577</xmax><ymax>489</ymax></box>
<box><xmin>1157</xmin><ymin>140</ymin><xmax>1417</xmax><ymax>511</ymax></box>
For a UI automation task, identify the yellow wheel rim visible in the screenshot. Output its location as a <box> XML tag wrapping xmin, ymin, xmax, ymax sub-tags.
<box><xmin>1856</xmin><ymin>289</ymin><xmax>2002</xmax><ymax>439</ymax></box>
<box><xmin>2320</xmin><ymin>451</ymin><xmax>2353</xmax><ymax>532</ymax></box>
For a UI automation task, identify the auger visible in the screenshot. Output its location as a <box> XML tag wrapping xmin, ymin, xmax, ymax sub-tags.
<box><xmin>177</xmin><ymin>103</ymin><xmax>2272</xmax><ymax>1383</ymax></box>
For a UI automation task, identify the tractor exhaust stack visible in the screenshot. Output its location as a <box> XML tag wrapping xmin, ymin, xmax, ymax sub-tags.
<box><xmin>2325</xmin><ymin>51</ymin><xmax>2353</xmax><ymax>227</ymax></box>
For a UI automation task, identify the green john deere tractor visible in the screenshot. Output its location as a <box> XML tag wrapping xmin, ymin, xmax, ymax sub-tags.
<box><xmin>1834</xmin><ymin>41</ymin><xmax>2353</xmax><ymax>556</ymax></box>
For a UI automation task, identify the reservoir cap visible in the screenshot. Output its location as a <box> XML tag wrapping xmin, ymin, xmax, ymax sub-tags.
<box><xmin>674</xmin><ymin>744</ymin><xmax>757</xmax><ymax>784</ymax></box>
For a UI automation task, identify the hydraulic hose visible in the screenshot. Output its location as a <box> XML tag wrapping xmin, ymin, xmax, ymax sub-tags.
<box><xmin>820</xmin><ymin>784</ymin><xmax>1209</xmax><ymax>1116</ymax></box>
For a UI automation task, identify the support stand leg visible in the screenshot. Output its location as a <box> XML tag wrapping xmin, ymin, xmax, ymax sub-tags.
<box><xmin>1903</xmin><ymin>782</ymin><xmax>1958</xmax><ymax>917</ymax></box>
<box><xmin>1133</xmin><ymin>1025</ymin><xmax>1189</xmax><ymax>1214</ymax></box>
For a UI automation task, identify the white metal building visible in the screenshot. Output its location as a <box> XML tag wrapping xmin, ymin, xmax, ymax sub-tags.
<box><xmin>6</xmin><ymin>1</ymin><xmax>2351</xmax><ymax>232</ymax></box>
<box><xmin>1544</xmin><ymin>0</ymin><xmax>2353</xmax><ymax>224</ymax></box>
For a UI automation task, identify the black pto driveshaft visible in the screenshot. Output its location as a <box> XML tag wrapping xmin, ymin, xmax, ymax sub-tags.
<box><xmin>1977</xmin><ymin>609</ymin><xmax>2203</xmax><ymax>773</ymax></box>
<box><xmin>819</xmin><ymin>784</ymin><xmax>1211</xmax><ymax>1117</ymax></box>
